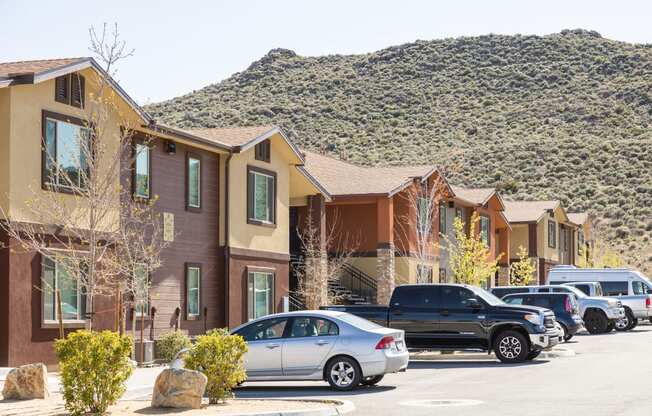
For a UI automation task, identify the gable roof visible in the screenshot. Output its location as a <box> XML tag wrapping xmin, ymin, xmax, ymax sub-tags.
<box><xmin>451</xmin><ymin>186</ymin><xmax>502</xmax><ymax>207</ymax></box>
<box><xmin>567</xmin><ymin>212</ymin><xmax>589</xmax><ymax>226</ymax></box>
<box><xmin>503</xmin><ymin>200</ymin><xmax>562</xmax><ymax>223</ymax></box>
<box><xmin>302</xmin><ymin>150</ymin><xmax>447</xmax><ymax>197</ymax></box>
<box><xmin>0</xmin><ymin>57</ymin><xmax>151</xmax><ymax>123</ymax></box>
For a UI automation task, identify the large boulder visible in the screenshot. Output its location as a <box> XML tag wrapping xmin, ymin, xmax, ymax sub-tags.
<box><xmin>1</xmin><ymin>363</ymin><xmax>50</xmax><ymax>400</ymax></box>
<box><xmin>151</xmin><ymin>368</ymin><xmax>207</xmax><ymax>409</ymax></box>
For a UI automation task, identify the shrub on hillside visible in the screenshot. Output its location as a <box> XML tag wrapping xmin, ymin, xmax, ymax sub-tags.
<box><xmin>54</xmin><ymin>330</ymin><xmax>133</xmax><ymax>416</ymax></box>
<box><xmin>184</xmin><ymin>328</ymin><xmax>247</xmax><ymax>404</ymax></box>
<box><xmin>156</xmin><ymin>330</ymin><xmax>192</xmax><ymax>362</ymax></box>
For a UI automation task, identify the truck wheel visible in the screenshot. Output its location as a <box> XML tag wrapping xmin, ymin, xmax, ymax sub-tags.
<box><xmin>630</xmin><ymin>318</ymin><xmax>639</xmax><ymax>330</ymax></box>
<box><xmin>493</xmin><ymin>330</ymin><xmax>528</xmax><ymax>363</ymax></box>
<box><xmin>526</xmin><ymin>350</ymin><xmax>541</xmax><ymax>360</ymax></box>
<box><xmin>360</xmin><ymin>375</ymin><xmax>384</xmax><ymax>386</ymax></box>
<box><xmin>584</xmin><ymin>310</ymin><xmax>609</xmax><ymax>334</ymax></box>
<box><xmin>605</xmin><ymin>321</ymin><xmax>615</xmax><ymax>332</ymax></box>
<box><xmin>616</xmin><ymin>309</ymin><xmax>635</xmax><ymax>332</ymax></box>
<box><xmin>326</xmin><ymin>357</ymin><xmax>361</xmax><ymax>391</ymax></box>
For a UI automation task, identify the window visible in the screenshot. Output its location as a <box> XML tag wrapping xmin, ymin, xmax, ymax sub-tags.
<box><xmin>578</xmin><ymin>231</ymin><xmax>585</xmax><ymax>252</ymax></box>
<box><xmin>55</xmin><ymin>73</ymin><xmax>85</xmax><ymax>108</ymax></box>
<box><xmin>439</xmin><ymin>204</ymin><xmax>447</xmax><ymax>234</ymax></box>
<box><xmin>134</xmin><ymin>264</ymin><xmax>150</xmax><ymax>317</ymax></box>
<box><xmin>185</xmin><ymin>264</ymin><xmax>201</xmax><ymax>318</ymax></box>
<box><xmin>574</xmin><ymin>284</ymin><xmax>591</xmax><ymax>295</ymax></box>
<box><xmin>289</xmin><ymin>317</ymin><xmax>339</xmax><ymax>337</ymax></box>
<box><xmin>134</xmin><ymin>144</ymin><xmax>150</xmax><ymax>199</ymax></box>
<box><xmin>536</xmin><ymin>287</ymin><xmax>552</xmax><ymax>293</ymax></box>
<box><xmin>548</xmin><ymin>220</ymin><xmax>557</xmax><ymax>248</ymax></box>
<box><xmin>42</xmin><ymin>255</ymin><xmax>85</xmax><ymax>322</ymax></box>
<box><xmin>600</xmin><ymin>281</ymin><xmax>628</xmax><ymax>296</ymax></box>
<box><xmin>455</xmin><ymin>208</ymin><xmax>463</xmax><ymax>219</ymax></box>
<box><xmin>42</xmin><ymin>111</ymin><xmax>91</xmax><ymax>191</ymax></box>
<box><xmin>247</xmin><ymin>167</ymin><xmax>276</xmax><ymax>225</ymax></box>
<box><xmin>440</xmin><ymin>286</ymin><xmax>478</xmax><ymax>309</ymax></box>
<box><xmin>480</xmin><ymin>215</ymin><xmax>490</xmax><ymax>246</ymax></box>
<box><xmin>439</xmin><ymin>268</ymin><xmax>447</xmax><ymax>282</ymax></box>
<box><xmin>248</xmin><ymin>271</ymin><xmax>275</xmax><ymax>320</ymax></box>
<box><xmin>391</xmin><ymin>286</ymin><xmax>439</xmax><ymax>308</ymax></box>
<box><xmin>255</xmin><ymin>139</ymin><xmax>271</xmax><ymax>162</ymax></box>
<box><xmin>504</xmin><ymin>296</ymin><xmax>524</xmax><ymax>305</ymax></box>
<box><xmin>237</xmin><ymin>318</ymin><xmax>287</xmax><ymax>342</ymax></box>
<box><xmin>187</xmin><ymin>154</ymin><xmax>201</xmax><ymax>210</ymax></box>
<box><xmin>632</xmin><ymin>281</ymin><xmax>646</xmax><ymax>295</ymax></box>
<box><xmin>529</xmin><ymin>296</ymin><xmax>553</xmax><ymax>309</ymax></box>
<box><xmin>416</xmin><ymin>264</ymin><xmax>433</xmax><ymax>283</ymax></box>
<box><xmin>417</xmin><ymin>197</ymin><xmax>429</xmax><ymax>235</ymax></box>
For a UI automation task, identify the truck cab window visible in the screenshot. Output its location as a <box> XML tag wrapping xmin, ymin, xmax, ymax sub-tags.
<box><xmin>440</xmin><ymin>286</ymin><xmax>477</xmax><ymax>309</ymax></box>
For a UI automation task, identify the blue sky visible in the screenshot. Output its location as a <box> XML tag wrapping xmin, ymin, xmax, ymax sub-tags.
<box><xmin>2</xmin><ymin>0</ymin><xmax>650</xmax><ymax>104</ymax></box>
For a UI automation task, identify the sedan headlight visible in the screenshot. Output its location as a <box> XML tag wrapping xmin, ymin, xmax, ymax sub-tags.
<box><xmin>524</xmin><ymin>313</ymin><xmax>543</xmax><ymax>326</ymax></box>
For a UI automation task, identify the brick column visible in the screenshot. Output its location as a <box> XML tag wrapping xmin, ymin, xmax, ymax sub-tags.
<box><xmin>376</xmin><ymin>198</ymin><xmax>395</xmax><ymax>304</ymax></box>
<box><xmin>305</xmin><ymin>194</ymin><xmax>328</xmax><ymax>309</ymax></box>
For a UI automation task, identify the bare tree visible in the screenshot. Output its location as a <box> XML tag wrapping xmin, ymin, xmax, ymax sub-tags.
<box><xmin>0</xmin><ymin>24</ymin><xmax>152</xmax><ymax>330</ymax></box>
<box><xmin>293</xmin><ymin>207</ymin><xmax>359</xmax><ymax>309</ymax></box>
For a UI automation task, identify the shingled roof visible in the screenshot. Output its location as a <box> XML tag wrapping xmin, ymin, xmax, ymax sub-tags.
<box><xmin>302</xmin><ymin>150</ymin><xmax>443</xmax><ymax>197</ymax></box>
<box><xmin>451</xmin><ymin>186</ymin><xmax>499</xmax><ymax>206</ymax></box>
<box><xmin>503</xmin><ymin>200</ymin><xmax>561</xmax><ymax>223</ymax></box>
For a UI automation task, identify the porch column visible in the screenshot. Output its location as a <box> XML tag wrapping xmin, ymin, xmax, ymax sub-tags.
<box><xmin>376</xmin><ymin>197</ymin><xmax>395</xmax><ymax>304</ymax></box>
<box><xmin>305</xmin><ymin>194</ymin><xmax>328</xmax><ymax>309</ymax></box>
<box><xmin>496</xmin><ymin>227</ymin><xmax>511</xmax><ymax>286</ymax></box>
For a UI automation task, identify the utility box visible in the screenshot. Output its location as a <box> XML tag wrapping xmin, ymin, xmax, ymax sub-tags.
<box><xmin>133</xmin><ymin>340</ymin><xmax>155</xmax><ymax>366</ymax></box>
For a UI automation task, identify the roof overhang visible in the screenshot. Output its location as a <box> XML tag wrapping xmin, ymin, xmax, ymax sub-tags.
<box><xmin>1</xmin><ymin>57</ymin><xmax>152</xmax><ymax>124</ymax></box>
<box><xmin>147</xmin><ymin>123</ymin><xmax>232</xmax><ymax>152</ymax></box>
<box><xmin>295</xmin><ymin>166</ymin><xmax>332</xmax><ymax>202</ymax></box>
<box><xmin>387</xmin><ymin>167</ymin><xmax>453</xmax><ymax>198</ymax></box>
<box><xmin>234</xmin><ymin>126</ymin><xmax>305</xmax><ymax>164</ymax></box>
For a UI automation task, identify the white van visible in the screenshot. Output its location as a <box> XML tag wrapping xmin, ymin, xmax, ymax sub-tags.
<box><xmin>548</xmin><ymin>265</ymin><xmax>652</xmax><ymax>328</ymax></box>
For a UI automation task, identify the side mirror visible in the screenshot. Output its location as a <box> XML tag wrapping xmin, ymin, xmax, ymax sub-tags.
<box><xmin>467</xmin><ymin>298</ymin><xmax>482</xmax><ymax>309</ymax></box>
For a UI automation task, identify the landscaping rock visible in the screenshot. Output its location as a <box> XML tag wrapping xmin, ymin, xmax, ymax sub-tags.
<box><xmin>151</xmin><ymin>368</ymin><xmax>207</xmax><ymax>409</ymax></box>
<box><xmin>1</xmin><ymin>363</ymin><xmax>50</xmax><ymax>400</ymax></box>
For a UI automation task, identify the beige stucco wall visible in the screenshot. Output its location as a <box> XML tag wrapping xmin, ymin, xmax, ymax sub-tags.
<box><xmin>4</xmin><ymin>68</ymin><xmax>142</xmax><ymax>229</ymax></box>
<box><xmin>509</xmin><ymin>224</ymin><xmax>529</xmax><ymax>258</ymax></box>
<box><xmin>395</xmin><ymin>257</ymin><xmax>440</xmax><ymax>285</ymax></box>
<box><xmin>0</xmin><ymin>88</ymin><xmax>10</xmax><ymax>214</ymax></box>
<box><xmin>348</xmin><ymin>257</ymin><xmax>379</xmax><ymax>280</ymax></box>
<box><xmin>228</xmin><ymin>133</ymin><xmax>291</xmax><ymax>254</ymax></box>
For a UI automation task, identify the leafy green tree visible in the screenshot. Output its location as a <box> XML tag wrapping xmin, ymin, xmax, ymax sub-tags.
<box><xmin>510</xmin><ymin>246</ymin><xmax>535</xmax><ymax>285</ymax></box>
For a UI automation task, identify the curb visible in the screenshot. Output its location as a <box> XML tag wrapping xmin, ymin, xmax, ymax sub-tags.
<box><xmin>410</xmin><ymin>347</ymin><xmax>575</xmax><ymax>361</ymax></box>
<box><xmin>227</xmin><ymin>399</ymin><xmax>355</xmax><ymax>416</ymax></box>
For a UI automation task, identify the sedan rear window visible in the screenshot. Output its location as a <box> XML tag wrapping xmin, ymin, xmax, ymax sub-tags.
<box><xmin>338</xmin><ymin>313</ymin><xmax>382</xmax><ymax>330</ymax></box>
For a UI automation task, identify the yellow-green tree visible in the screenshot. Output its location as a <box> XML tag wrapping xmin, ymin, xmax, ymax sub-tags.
<box><xmin>510</xmin><ymin>246</ymin><xmax>535</xmax><ymax>285</ymax></box>
<box><xmin>449</xmin><ymin>212</ymin><xmax>502</xmax><ymax>287</ymax></box>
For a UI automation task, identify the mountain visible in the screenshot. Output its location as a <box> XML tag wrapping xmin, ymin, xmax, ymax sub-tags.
<box><xmin>146</xmin><ymin>29</ymin><xmax>652</xmax><ymax>259</ymax></box>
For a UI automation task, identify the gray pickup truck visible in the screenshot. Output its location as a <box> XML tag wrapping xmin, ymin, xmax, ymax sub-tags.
<box><xmin>491</xmin><ymin>285</ymin><xmax>625</xmax><ymax>334</ymax></box>
<box><xmin>563</xmin><ymin>281</ymin><xmax>651</xmax><ymax>331</ymax></box>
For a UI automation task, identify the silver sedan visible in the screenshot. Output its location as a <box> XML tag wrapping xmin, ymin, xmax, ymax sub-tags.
<box><xmin>230</xmin><ymin>310</ymin><xmax>409</xmax><ymax>390</ymax></box>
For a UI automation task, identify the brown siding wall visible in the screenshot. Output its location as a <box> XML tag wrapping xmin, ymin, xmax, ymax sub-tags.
<box><xmin>0</xmin><ymin>228</ymin><xmax>9</xmax><ymax>365</ymax></box>
<box><xmin>135</xmin><ymin>138</ymin><xmax>224</xmax><ymax>338</ymax></box>
<box><xmin>325</xmin><ymin>203</ymin><xmax>378</xmax><ymax>253</ymax></box>
<box><xmin>2</xmin><ymin>236</ymin><xmax>114</xmax><ymax>367</ymax></box>
<box><xmin>228</xmin><ymin>249</ymin><xmax>289</xmax><ymax>329</ymax></box>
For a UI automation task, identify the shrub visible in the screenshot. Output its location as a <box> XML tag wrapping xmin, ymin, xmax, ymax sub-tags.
<box><xmin>156</xmin><ymin>330</ymin><xmax>192</xmax><ymax>362</ymax></box>
<box><xmin>54</xmin><ymin>330</ymin><xmax>133</xmax><ymax>416</ymax></box>
<box><xmin>184</xmin><ymin>328</ymin><xmax>248</xmax><ymax>404</ymax></box>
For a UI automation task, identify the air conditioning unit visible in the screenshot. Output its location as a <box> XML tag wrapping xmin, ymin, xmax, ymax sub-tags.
<box><xmin>133</xmin><ymin>340</ymin><xmax>155</xmax><ymax>366</ymax></box>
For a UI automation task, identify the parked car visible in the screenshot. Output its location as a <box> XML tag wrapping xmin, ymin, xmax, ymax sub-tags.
<box><xmin>548</xmin><ymin>266</ymin><xmax>652</xmax><ymax>331</ymax></box>
<box><xmin>322</xmin><ymin>284</ymin><xmax>561</xmax><ymax>363</ymax></box>
<box><xmin>502</xmin><ymin>293</ymin><xmax>583</xmax><ymax>341</ymax></box>
<box><xmin>491</xmin><ymin>285</ymin><xmax>625</xmax><ymax>334</ymax></box>
<box><xmin>192</xmin><ymin>310</ymin><xmax>408</xmax><ymax>391</ymax></box>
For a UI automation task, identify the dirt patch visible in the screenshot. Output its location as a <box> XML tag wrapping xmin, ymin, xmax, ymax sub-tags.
<box><xmin>0</xmin><ymin>398</ymin><xmax>341</xmax><ymax>415</ymax></box>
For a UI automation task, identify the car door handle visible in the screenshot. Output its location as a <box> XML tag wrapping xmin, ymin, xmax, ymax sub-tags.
<box><xmin>316</xmin><ymin>340</ymin><xmax>330</xmax><ymax>346</ymax></box>
<box><xmin>391</xmin><ymin>309</ymin><xmax>403</xmax><ymax>316</ymax></box>
<box><xmin>440</xmin><ymin>310</ymin><xmax>450</xmax><ymax>316</ymax></box>
<box><xmin>265</xmin><ymin>343</ymin><xmax>281</xmax><ymax>349</ymax></box>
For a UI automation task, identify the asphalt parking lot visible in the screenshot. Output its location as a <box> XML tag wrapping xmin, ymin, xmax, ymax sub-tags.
<box><xmin>234</xmin><ymin>323</ymin><xmax>652</xmax><ymax>416</ymax></box>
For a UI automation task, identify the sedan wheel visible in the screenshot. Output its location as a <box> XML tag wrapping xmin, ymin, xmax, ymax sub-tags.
<box><xmin>326</xmin><ymin>357</ymin><xmax>361</xmax><ymax>391</ymax></box>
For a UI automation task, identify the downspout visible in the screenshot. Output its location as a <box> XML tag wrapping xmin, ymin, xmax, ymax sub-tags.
<box><xmin>224</xmin><ymin>151</ymin><xmax>233</xmax><ymax>328</ymax></box>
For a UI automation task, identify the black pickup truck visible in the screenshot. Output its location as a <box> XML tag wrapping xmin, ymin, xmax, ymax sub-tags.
<box><xmin>322</xmin><ymin>284</ymin><xmax>561</xmax><ymax>363</ymax></box>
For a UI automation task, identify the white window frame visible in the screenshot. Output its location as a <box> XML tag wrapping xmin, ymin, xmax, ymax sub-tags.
<box><xmin>134</xmin><ymin>143</ymin><xmax>150</xmax><ymax>199</ymax></box>
<box><xmin>41</xmin><ymin>254</ymin><xmax>85</xmax><ymax>324</ymax></box>
<box><xmin>186</xmin><ymin>265</ymin><xmax>201</xmax><ymax>318</ymax></box>
<box><xmin>187</xmin><ymin>156</ymin><xmax>201</xmax><ymax>209</ymax></box>
<box><xmin>247</xmin><ymin>270</ymin><xmax>275</xmax><ymax>321</ymax></box>
<box><xmin>133</xmin><ymin>263</ymin><xmax>150</xmax><ymax>317</ymax></box>
<box><xmin>44</xmin><ymin>117</ymin><xmax>91</xmax><ymax>190</ymax></box>
<box><xmin>252</xmin><ymin>171</ymin><xmax>274</xmax><ymax>223</ymax></box>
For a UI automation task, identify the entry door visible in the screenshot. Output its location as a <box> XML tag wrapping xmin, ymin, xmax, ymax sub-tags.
<box><xmin>389</xmin><ymin>286</ymin><xmax>441</xmax><ymax>348</ymax></box>
<box><xmin>436</xmin><ymin>286</ymin><xmax>487</xmax><ymax>349</ymax></box>
<box><xmin>238</xmin><ymin>318</ymin><xmax>288</xmax><ymax>378</ymax></box>
<box><xmin>282</xmin><ymin>316</ymin><xmax>337</xmax><ymax>376</ymax></box>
